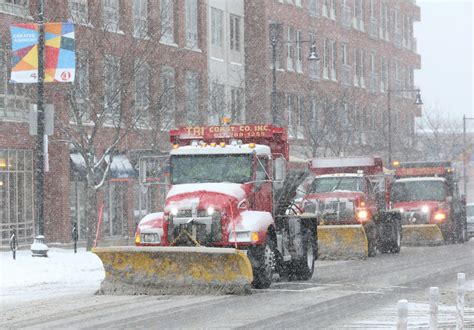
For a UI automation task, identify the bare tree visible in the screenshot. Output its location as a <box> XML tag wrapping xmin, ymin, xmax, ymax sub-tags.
<box><xmin>49</xmin><ymin>2</ymin><xmax>176</xmax><ymax>249</ymax></box>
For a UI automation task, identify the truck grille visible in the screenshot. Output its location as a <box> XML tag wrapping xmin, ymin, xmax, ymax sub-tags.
<box><xmin>168</xmin><ymin>211</ymin><xmax>222</xmax><ymax>245</ymax></box>
<box><xmin>318</xmin><ymin>200</ymin><xmax>355</xmax><ymax>223</ymax></box>
<box><xmin>401</xmin><ymin>211</ymin><xmax>430</xmax><ymax>224</ymax></box>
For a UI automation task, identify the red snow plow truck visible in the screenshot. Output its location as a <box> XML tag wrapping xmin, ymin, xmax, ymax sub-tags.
<box><xmin>93</xmin><ymin>124</ymin><xmax>317</xmax><ymax>294</ymax></box>
<box><xmin>297</xmin><ymin>156</ymin><xmax>402</xmax><ymax>259</ymax></box>
<box><xmin>391</xmin><ymin>161</ymin><xmax>468</xmax><ymax>246</ymax></box>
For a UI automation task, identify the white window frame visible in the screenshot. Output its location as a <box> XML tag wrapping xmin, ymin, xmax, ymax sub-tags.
<box><xmin>134</xmin><ymin>60</ymin><xmax>150</xmax><ymax>126</ymax></box>
<box><xmin>160</xmin><ymin>0</ymin><xmax>175</xmax><ymax>44</ymax></box>
<box><xmin>102</xmin><ymin>0</ymin><xmax>120</xmax><ymax>33</ymax></box>
<box><xmin>287</xmin><ymin>26</ymin><xmax>294</xmax><ymax>71</ymax></box>
<box><xmin>68</xmin><ymin>0</ymin><xmax>88</xmax><ymax>25</ymax></box>
<box><xmin>104</xmin><ymin>55</ymin><xmax>121</xmax><ymax>124</ymax></box>
<box><xmin>185</xmin><ymin>0</ymin><xmax>199</xmax><ymax>49</ymax></box>
<box><xmin>160</xmin><ymin>66</ymin><xmax>176</xmax><ymax>131</ymax></box>
<box><xmin>211</xmin><ymin>7</ymin><xmax>223</xmax><ymax>48</ymax></box>
<box><xmin>296</xmin><ymin>30</ymin><xmax>302</xmax><ymax>73</ymax></box>
<box><xmin>230</xmin><ymin>14</ymin><xmax>241</xmax><ymax>52</ymax></box>
<box><xmin>133</xmin><ymin>0</ymin><xmax>148</xmax><ymax>38</ymax></box>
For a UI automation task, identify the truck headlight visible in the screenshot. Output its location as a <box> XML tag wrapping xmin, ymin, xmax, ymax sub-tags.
<box><xmin>140</xmin><ymin>233</ymin><xmax>161</xmax><ymax>244</ymax></box>
<box><xmin>207</xmin><ymin>206</ymin><xmax>215</xmax><ymax>216</ymax></box>
<box><xmin>229</xmin><ymin>231</ymin><xmax>258</xmax><ymax>243</ymax></box>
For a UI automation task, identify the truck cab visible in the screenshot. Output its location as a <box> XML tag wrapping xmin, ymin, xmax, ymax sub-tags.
<box><xmin>391</xmin><ymin>161</ymin><xmax>467</xmax><ymax>243</ymax></box>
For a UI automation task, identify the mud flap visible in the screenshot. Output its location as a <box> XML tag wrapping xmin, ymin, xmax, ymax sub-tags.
<box><xmin>401</xmin><ymin>224</ymin><xmax>444</xmax><ymax>246</ymax></box>
<box><xmin>317</xmin><ymin>224</ymin><xmax>368</xmax><ymax>260</ymax></box>
<box><xmin>93</xmin><ymin>246</ymin><xmax>253</xmax><ymax>295</ymax></box>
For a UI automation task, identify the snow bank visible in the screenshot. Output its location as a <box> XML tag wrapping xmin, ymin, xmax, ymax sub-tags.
<box><xmin>0</xmin><ymin>248</ymin><xmax>104</xmax><ymax>305</ymax></box>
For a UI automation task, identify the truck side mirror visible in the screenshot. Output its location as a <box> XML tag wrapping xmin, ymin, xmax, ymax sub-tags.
<box><xmin>446</xmin><ymin>196</ymin><xmax>453</xmax><ymax>203</ymax></box>
<box><xmin>274</xmin><ymin>157</ymin><xmax>286</xmax><ymax>182</ymax></box>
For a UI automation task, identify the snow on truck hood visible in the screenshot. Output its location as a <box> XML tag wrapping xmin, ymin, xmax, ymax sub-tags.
<box><xmin>167</xmin><ymin>183</ymin><xmax>247</xmax><ymax>200</ymax></box>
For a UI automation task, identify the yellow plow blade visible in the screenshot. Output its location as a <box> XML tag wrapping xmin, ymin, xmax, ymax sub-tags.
<box><xmin>93</xmin><ymin>246</ymin><xmax>253</xmax><ymax>295</ymax></box>
<box><xmin>402</xmin><ymin>224</ymin><xmax>444</xmax><ymax>246</ymax></box>
<box><xmin>318</xmin><ymin>224</ymin><xmax>368</xmax><ymax>259</ymax></box>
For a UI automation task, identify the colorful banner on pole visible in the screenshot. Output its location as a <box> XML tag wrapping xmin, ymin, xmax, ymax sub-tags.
<box><xmin>10</xmin><ymin>22</ymin><xmax>75</xmax><ymax>83</ymax></box>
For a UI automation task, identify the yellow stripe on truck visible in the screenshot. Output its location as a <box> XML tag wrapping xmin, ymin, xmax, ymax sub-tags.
<box><xmin>93</xmin><ymin>246</ymin><xmax>253</xmax><ymax>295</ymax></box>
<box><xmin>318</xmin><ymin>224</ymin><xmax>368</xmax><ymax>260</ymax></box>
<box><xmin>401</xmin><ymin>224</ymin><xmax>444</xmax><ymax>246</ymax></box>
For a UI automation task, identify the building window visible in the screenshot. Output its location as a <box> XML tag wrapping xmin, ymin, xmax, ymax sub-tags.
<box><xmin>331</xmin><ymin>40</ymin><xmax>337</xmax><ymax>81</ymax></box>
<box><xmin>330</xmin><ymin>0</ymin><xmax>336</xmax><ymax>19</ymax></box>
<box><xmin>0</xmin><ymin>0</ymin><xmax>29</xmax><ymax>16</ymax></box>
<box><xmin>160</xmin><ymin>66</ymin><xmax>176</xmax><ymax>131</ymax></box>
<box><xmin>210</xmin><ymin>7</ymin><xmax>223</xmax><ymax>48</ymax></box>
<box><xmin>134</xmin><ymin>60</ymin><xmax>149</xmax><ymax>126</ymax></box>
<box><xmin>380</xmin><ymin>2</ymin><xmax>389</xmax><ymax>40</ymax></box>
<box><xmin>209</xmin><ymin>82</ymin><xmax>225</xmax><ymax>125</ymax></box>
<box><xmin>185</xmin><ymin>71</ymin><xmax>200</xmax><ymax>124</ymax></box>
<box><xmin>133</xmin><ymin>0</ymin><xmax>148</xmax><ymax>38</ymax></box>
<box><xmin>185</xmin><ymin>0</ymin><xmax>198</xmax><ymax>49</ymax></box>
<box><xmin>295</xmin><ymin>30</ymin><xmax>302</xmax><ymax>73</ymax></box>
<box><xmin>230</xmin><ymin>14</ymin><xmax>241</xmax><ymax>52</ymax></box>
<box><xmin>353</xmin><ymin>0</ymin><xmax>364</xmax><ymax>31</ymax></box>
<box><xmin>287</xmin><ymin>26</ymin><xmax>294</xmax><ymax>70</ymax></box>
<box><xmin>380</xmin><ymin>57</ymin><xmax>388</xmax><ymax>92</ymax></box>
<box><xmin>309</xmin><ymin>0</ymin><xmax>319</xmax><ymax>17</ymax></box>
<box><xmin>68</xmin><ymin>0</ymin><xmax>88</xmax><ymax>24</ymax></box>
<box><xmin>322</xmin><ymin>0</ymin><xmax>329</xmax><ymax>17</ymax></box>
<box><xmin>160</xmin><ymin>0</ymin><xmax>174</xmax><ymax>44</ymax></box>
<box><xmin>341</xmin><ymin>43</ymin><xmax>348</xmax><ymax>65</ymax></box>
<box><xmin>73</xmin><ymin>51</ymin><xmax>90</xmax><ymax>122</ymax></box>
<box><xmin>322</xmin><ymin>38</ymin><xmax>329</xmax><ymax>79</ymax></box>
<box><xmin>102</xmin><ymin>0</ymin><xmax>120</xmax><ymax>32</ymax></box>
<box><xmin>103</xmin><ymin>181</ymin><xmax>128</xmax><ymax>237</ymax></box>
<box><xmin>104</xmin><ymin>55</ymin><xmax>121</xmax><ymax>124</ymax></box>
<box><xmin>287</xmin><ymin>94</ymin><xmax>296</xmax><ymax>138</ymax></box>
<box><xmin>297</xmin><ymin>96</ymin><xmax>305</xmax><ymax>139</ymax></box>
<box><xmin>308</xmin><ymin>33</ymin><xmax>319</xmax><ymax>80</ymax></box>
<box><xmin>369</xmin><ymin>51</ymin><xmax>377</xmax><ymax>93</ymax></box>
<box><xmin>0</xmin><ymin>149</ymin><xmax>34</xmax><ymax>246</ymax></box>
<box><xmin>0</xmin><ymin>41</ymin><xmax>29</xmax><ymax>121</ymax></box>
<box><xmin>231</xmin><ymin>87</ymin><xmax>244</xmax><ymax>123</ymax></box>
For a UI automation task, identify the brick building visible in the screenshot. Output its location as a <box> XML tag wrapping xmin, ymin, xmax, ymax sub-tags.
<box><xmin>243</xmin><ymin>0</ymin><xmax>421</xmax><ymax>159</ymax></box>
<box><xmin>0</xmin><ymin>0</ymin><xmax>209</xmax><ymax>246</ymax></box>
<box><xmin>0</xmin><ymin>0</ymin><xmax>423</xmax><ymax>246</ymax></box>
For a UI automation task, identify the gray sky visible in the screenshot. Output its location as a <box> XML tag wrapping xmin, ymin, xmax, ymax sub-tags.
<box><xmin>415</xmin><ymin>0</ymin><xmax>473</xmax><ymax>121</ymax></box>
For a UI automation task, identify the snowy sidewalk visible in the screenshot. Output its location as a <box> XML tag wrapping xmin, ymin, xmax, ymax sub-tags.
<box><xmin>342</xmin><ymin>280</ymin><xmax>474</xmax><ymax>329</ymax></box>
<box><xmin>0</xmin><ymin>248</ymin><xmax>104</xmax><ymax>305</ymax></box>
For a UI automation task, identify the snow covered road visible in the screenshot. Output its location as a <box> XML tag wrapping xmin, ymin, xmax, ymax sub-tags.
<box><xmin>1</xmin><ymin>240</ymin><xmax>473</xmax><ymax>329</ymax></box>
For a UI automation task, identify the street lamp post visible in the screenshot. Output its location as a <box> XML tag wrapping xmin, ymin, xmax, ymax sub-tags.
<box><xmin>387</xmin><ymin>88</ymin><xmax>423</xmax><ymax>166</ymax></box>
<box><xmin>270</xmin><ymin>36</ymin><xmax>319</xmax><ymax>125</ymax></box>
<box><xmin>463</xmin><ymin>115</ymin><xmax>474</xmax><ymax>199</ymax></box>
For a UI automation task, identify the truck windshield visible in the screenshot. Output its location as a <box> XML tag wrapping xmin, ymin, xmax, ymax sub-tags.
<box><xmin>171</xmin><ymin>154</ymin><xmax>253</xmax><ymax>184</ymax></box>
<box><xmin>308</xmin><ymin>177</ymin><xmax>364</xmax><ymax>193</ymax></box>
<box><xmin>391</xmin><ymin>180</ymin><xmax>446</xmax><ymax>203</ymax></box>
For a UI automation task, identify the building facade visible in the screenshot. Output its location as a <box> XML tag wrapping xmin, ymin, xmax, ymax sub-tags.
<box><xmin>244</xmin><ymin>0</ymin><xmax>421</xmax><ymax>160</ymax></box>
<box><xmin>0</xmin><ymin>0</ymin><xmax>209</xmax><ymax>246</ymax></box>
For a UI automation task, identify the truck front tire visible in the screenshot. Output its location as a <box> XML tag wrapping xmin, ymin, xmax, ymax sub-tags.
<box><xmin>249</xmin><ymin>237</ymin><xmax>276</xmax><ymax>289</ymax></box>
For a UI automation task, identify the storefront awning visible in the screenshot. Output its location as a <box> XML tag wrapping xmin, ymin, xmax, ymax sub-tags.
<box><xmin>106</xmin><ymin>154</ymin><xmax>137</xmax><ymax>179</ymax></box>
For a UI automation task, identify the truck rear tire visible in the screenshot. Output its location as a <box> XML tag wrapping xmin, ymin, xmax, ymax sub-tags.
<box><xmin>290</xmin><ymin>230</ymin><xmax>316</xmax><ymax>281</ymax></box>
<box><xmin>249</xmin><ymin>237</ymin><xmax>276</xmax><ymax>289</ymax></box>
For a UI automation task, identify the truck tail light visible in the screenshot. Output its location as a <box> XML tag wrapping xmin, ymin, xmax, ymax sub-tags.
<box><xmin>356</xmin><ymin>208</ymin><xmax>370</xmax><ymax>223</ymax></box>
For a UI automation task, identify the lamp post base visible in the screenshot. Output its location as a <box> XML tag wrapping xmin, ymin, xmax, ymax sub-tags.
<box><xmin>31</xmin><ymin>235</ymin><xmax>49</xmax><ymax>257</ymax></box>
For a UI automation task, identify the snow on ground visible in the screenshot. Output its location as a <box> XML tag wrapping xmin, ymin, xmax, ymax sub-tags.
<box><xmin>0</xmin><ymin>248</ymin><xmax>104</xmax><ymax>305</ymax></box>
<box><xmin>343</xmin><ymin>280</ymin><xmax>474</xmax><ymax>329</ymax></box>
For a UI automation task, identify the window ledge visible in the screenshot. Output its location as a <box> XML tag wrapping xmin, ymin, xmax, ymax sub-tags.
<box><xmin>159</xmin><ymin>40</ymin><xmax>178</xmax><ymax>48</ymax></box>
<box><xmin>70</xmin><ymin>20</ymin><xmax>94</xmax><ymax>28</ymax></box>
<box><xmin>103</xmin><ymin>27</ymin><xmax>124</xmax><ymax>35</ymax></box>
<box><xmin>210</xmin><ymin>56</ymin><xmax>225</xmax><ymax>62</ymax></box>
<box><xmin>184</xmin><ymin>47</ymin><xmax>202</xmax><ymax>53</ymax></box>
<box><xmin>230</xmin><ymin>61</ymin><xmax>243</xmax><ymax>66</ymax></box>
